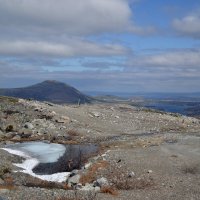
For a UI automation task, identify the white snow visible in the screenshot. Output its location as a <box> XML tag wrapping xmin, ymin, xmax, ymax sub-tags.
<box><xmin>9</xmin><ymin>142</ymin><xmax>66</xmax><ymax>163</ymax></box>
<box><xmin>1</xmin><ymin>142</ymin><xmax>70</xmax><ymax>182</ymax></box>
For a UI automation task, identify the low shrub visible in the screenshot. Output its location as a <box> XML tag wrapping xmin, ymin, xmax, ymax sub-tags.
<box><xmin>0</xmin><ymin>165</ymin><xmax>11</xmax><ymax>178</ymax></box>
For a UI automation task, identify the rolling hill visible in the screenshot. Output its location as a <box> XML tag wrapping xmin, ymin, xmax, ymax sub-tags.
<box><xmin>0</xmin><ymin>80</ymin><xmax>92</xmax><ymax>104</ymax></box>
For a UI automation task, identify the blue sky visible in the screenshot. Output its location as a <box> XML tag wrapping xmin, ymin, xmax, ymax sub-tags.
<box><xmin>0</xmin><ymin>0</ymin><xmax>200</xmax><ymax>93</ymax></box>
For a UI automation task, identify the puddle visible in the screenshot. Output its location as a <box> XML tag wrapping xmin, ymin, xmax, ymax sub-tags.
<box><xmin>2</xmin><ymin>142</ymin><xmax>99</xmax><ymax>181</ymax></box>
<box><xmin>32</xmin><ymin>143</ymin><xmax>99</xmax><ymax>174</ymax></box>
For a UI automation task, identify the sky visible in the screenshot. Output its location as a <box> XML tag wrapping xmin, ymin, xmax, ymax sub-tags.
<box><xmin>0</xmin><ymin>0</ymin><xmax>200</xmax><ymax>93</ymax></box>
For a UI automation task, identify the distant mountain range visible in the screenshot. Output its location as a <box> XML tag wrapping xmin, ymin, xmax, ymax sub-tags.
<box><xmin>0</xmin><ymin>80</ymin><xmax>92</xmax><ymax>104</ymax></box>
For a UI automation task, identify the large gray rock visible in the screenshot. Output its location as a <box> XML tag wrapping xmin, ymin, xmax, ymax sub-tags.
<box><xmin>5</xmin><ymin>132</ymin><xmax>15</xmax><ymax>138</ymax></box>
<box><xmin>95</xmin><ymin>177</ymin><xmax>109</xmax><ymax>187</ymax></box>
<box><xmin>81</xmin><ymin>183</ymin><xmax>100</xmax><ymax>191</ymax></box>
<box><xmin>24</xmin><ymin>122</ymin><xmax>34</xmax><ymax>129</ymax></box>
<box><xmin>0</xmin><ymin>130</ymin><xmax>5</xmax><ymax>139</ymax></box>
<box><xmin>12</xmin><ymin>135</ymin><xmax>21</xmax><ymax>140</ymax></box>
<box><xmin>67</xmin><ymin>174</ymin><xmax>80</xmax><ymax>186</ymax></box>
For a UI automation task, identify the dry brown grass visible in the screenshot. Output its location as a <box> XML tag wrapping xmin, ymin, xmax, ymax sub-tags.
<box><xmin>134</xmin><ymin>136</ymin><xmax>165</xmax><ymax>148</ymax></box>
<box><xmin>80</xmin><ymin>160</ymin><xmax>109</xmax><ymax>185</ymax></box>
<box><xmin>182</xmin><ymin>164</ymin><xmax>199</xmax><ymax>175</ymax></box>
<box><xmin>22</xmin><ymin>178</ymin><xmax>70</xmax><ymax>190</ymax></box>
<box><xmin>104</xmin><ymin>163</ymin><xmax>155</xmax><ymax>191</ymax></box>
<box><xmin>67</xmin><ymin>130</ymin><xmax>80</xmax><ymax>137</ymax></box>
<box><xmin>0</xmin><ymin>185</ymin><xmax>15</xmax><ymax>190</ymax></box>
<box><xmin>113</xmin><ymin>178</ymin><xmax>154</xmax><ymax>190</ymax></box>
<box><xmin>100</xmin><ymin>186</ymin><xmax>118</xmax><ymax>196</ymax></box>
<box><xmin>57</xmin><ymin>140</ymin><xmax>78</xmax><ymax>145</ymax></box>
<box><xmin>0</xmin><ymin>165</ymin><xmax>11</xmax><ymax>178</ymax></box>
<box><xmin>0</xmin><ymin>176</ymin><xmax>15</xmax><ymax>190</ymax></box>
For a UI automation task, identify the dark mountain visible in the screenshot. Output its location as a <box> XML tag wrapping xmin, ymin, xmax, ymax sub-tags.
<box><xmin>0</xmin><ymin>80</ymin><xmax>92</xmax><ymax>104</ymax></box>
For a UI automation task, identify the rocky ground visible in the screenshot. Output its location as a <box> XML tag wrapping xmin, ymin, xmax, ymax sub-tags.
<box><xmin>0</xmin><ymin>96</ymin><xmax>200</xmax><ymax>200</ymax></box>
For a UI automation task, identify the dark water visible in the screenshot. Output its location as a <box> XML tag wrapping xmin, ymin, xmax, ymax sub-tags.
<box><xmin>33</xmin><ymin>144</ymin><xmax>99</xmax><ymax>175</ymax></box>
<box><xmin>143</xmin><ymin>101</ymin><xmax>200</xmax><ymax>117</ymax></box>
<box><xmin>7</xmin><ymin>142</ymin><xmax>99</xmax><ymax>175</ymax></box>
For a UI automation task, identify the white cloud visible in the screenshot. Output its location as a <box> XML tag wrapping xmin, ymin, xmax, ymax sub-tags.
<box><xmin>172</xmin><ymin>12</ymin><xmax>200</xmax><ymax>38</ymax></box>
<box><xmin>129</xmin><ymin>50</ymin><xmax>200</xmax><ymax>68</ymax></box>
<box><xmin>0</xmin><ymin>0</ymin><xmax>132</xmax><ymax>36</ymax></box>
<box><xmin>0</xmin><ymin>39</ymin><xmax>128</xmax><ymax>57</ymax></box>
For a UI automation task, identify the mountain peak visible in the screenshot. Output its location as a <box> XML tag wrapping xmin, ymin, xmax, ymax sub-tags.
<box><xmin>0</xmin><ymin>81</ymin><xmax>92</xmax><ymax>104</ymax></box>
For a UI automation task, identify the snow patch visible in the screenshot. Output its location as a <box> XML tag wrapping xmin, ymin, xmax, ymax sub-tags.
<box><xmin>1</xmin><ymin>146</ymin><xmax>70</xmax><ymax>182</ymax></box>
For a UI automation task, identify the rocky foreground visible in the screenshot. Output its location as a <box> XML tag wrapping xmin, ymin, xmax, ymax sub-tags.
<box><xmin>0</xmin><ymin>96</ymin><xmax>200</xmax><ymax>200</ymax></box>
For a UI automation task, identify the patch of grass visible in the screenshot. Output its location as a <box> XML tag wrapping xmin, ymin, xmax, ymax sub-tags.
<box><xmin>142</xmin><ymin>108</ymin><xmax>164</xmax><ymax>114</ymax></box>
<box><xmin>0</xmin><ymin>165</ymin><xmax>11</xmax><ymax>179</ymax></box>
<box><xmin>134</xmin><ymin>136</ymin><xmax>165</xmax><ymax>148</ymax></box>
<box><xmin>182</xmin><ymin>164</ymin><xmax>199</xmax><ymax>175</ymax></box>
<box><xmin>0</xmin><ymin>96</ymin><xmax>18</xmax><ymax>104</ymax></box>
<box><xmin>117</xmin><ymin>178</ymin><xmax>154</xmax><ymax>190</ymax></box>
<box><xmin>22</xmin><ymin>178</ymin><xmax>70</xmax><ymax>190</ymax></box>
<box><xmin>80</xmin><ymin>160</ymin><xmax>109</xmax><ymax>185</ymax></box>
<box><xmin>100</xmin><ymin>186</ymin><xmax>118</xmax><ymax>195</ymax></box>
<box><xmin>104</xmin><ymin>163</ymin><xmax>155</xmax><ymax>191</ymax></box>
<box><xmin>38</xmin><ymin>114</ymin><xmax>53</xmax><ymax>120</ymax></box>
<box><xmin>67</xmin><ymin>130</ymin><xmax>80</xmax><ymax>137</ymax></box>
<box><xmin>3</xmin><ymin>110</ymin><xmax>19</xmax><ymax>115</ymax></box>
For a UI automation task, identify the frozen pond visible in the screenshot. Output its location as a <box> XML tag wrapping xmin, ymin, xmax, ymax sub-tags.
<box><xmin>2</xmin><ymin>141</ymin><xmax>98</xmax><ymax>182</ymax></box>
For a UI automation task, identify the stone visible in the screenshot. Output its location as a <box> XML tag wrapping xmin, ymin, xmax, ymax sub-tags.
<box><xmin>80</xmin><ymin>183</ymin><xmax>95</xmax><ymax>191</ymax></box>
<box><xmin>24</xmin><ymin>122</ymin><xmax>34</xmax><ymax>129</ymax></box>
<box><xmin>74</xmin><ymin>183</ymin><xmax>83</xmax><ymax>190</ymax></box>
<box><xmin>0</xmin><ymin>130</ymin><xmax>5</xmax><ymax>138</ymax></box>
<box><xmin>55</xmin><ymin>116</ymin><xmax>71</xmax><ymax>124</ymax></box>
<box><xmin>92</xmin><ymin>112</ymin><xmax>100</xmax><ymax>117</ymax></box>
<box><xmin>84</xmin><ymin>162</ymin><xmax>92</xmax><ymax>169</ymax></box>
<box><xmin>128</xmin><ymin>171</ymin><xmax>135</xmax><ymax>178</ymax></box>
<box><xmin>67</xmin><ymin>174</ymin><xmax>80</xmax><ymax>186</ymax></box>
<box><xmin>95</xmin><ymin>177</ymin><xmax>109</xmax><ymax>187</ymax></box>
<box><xmin>5</xmin><ymin>132</ymin><xmax>15</xmax><ymax>138</ymax></box>
<box><xmin>94</xmin><ymin>186</ymin><xmax>101</xmax><ymax>192</ymax></box>
<box><xmin>12</xmin><ymin>135</ymin><xmax>21</xmax><ymax>140</ymax></box>
<box><xmin>70</xmin><ymin>169</ymin><xmax>79</xmax><ymax>177</ymax></box>
<box><xmin>0</xmin><ymin>178</ymin><xmax>4</xmax><ymax>185</ymax></box>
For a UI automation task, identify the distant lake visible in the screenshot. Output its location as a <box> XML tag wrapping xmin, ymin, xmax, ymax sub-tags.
<box><xmin>142</xmin><ymin>101</ymin><xmax>200</xmax><ymax>117</ymax></box>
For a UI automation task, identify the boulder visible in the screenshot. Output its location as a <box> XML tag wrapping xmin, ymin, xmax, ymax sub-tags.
<box><xmin>95</xmin><ymin>177</ymin><xmax>109</xmax><ymax>187</ymax></box>
<box><xmin>128</xmin><ymin>171</ymin><xmax>135</xmax><ymax>178</ymax></box>
<box><xmin>24</xmin><ymin>122</ymin><xmax>34</xmax><ymax>129</ymax></box>
<box><xmin>80</xmin><ymin>183</ymin><xmax>100</xmax><ymax>191</ymax></box>
<box><xmin>67</xmin><ymin>174</ymin><xmax>80</xmax><ymax>187</ymax></box>
<box><xmin>12</xmin><ymin>135</ymin><xmax>21</xmax><ymax>140</ymax></box>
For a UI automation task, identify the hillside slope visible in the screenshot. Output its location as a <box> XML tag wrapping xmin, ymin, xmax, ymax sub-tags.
<box><xmin>0</xmin><ymin>80</ymin><xmax>92</xmax><ymax>104</ymax></box>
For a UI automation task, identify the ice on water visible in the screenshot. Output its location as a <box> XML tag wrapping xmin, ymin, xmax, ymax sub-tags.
<box><xmin>6</xmin><ymin>141</ymin><xmax>66</xmax><ymax>163</ymax></box>
<box><xmin>1</xmin><ymin>142</ymin><xmax>70</xmax><ymax>182</ymax></box>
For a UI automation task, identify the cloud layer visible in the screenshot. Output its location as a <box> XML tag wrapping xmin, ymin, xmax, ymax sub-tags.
<box><xmin>0</xmin><ymin>0</ymin><xmax>200</xmax><ymax>93</ymax></box>
<box><xmin>0</xmin><ymin>40</ymin><xmax>128</xmax><ymax>57</ymax></box>
<box><xmin>0</xmin><ymin>0</ymin><xmax>132</xmax><ymax>36</ymax></box>
<box><xmin>173</xmin><ymin>12</ymin><xmax>200</xmax><ymax>38</ymax></box>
